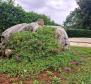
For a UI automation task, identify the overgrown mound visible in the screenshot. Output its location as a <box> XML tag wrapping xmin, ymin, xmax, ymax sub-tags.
<box><xmin>6</xmin><ymin>27</ymin><xmax>60</xmax><ymax>61</ymax></box>
<box><xmin>0</xmin><ymin>27</ymin><xmax>80</xmax><ymax>76</ymax></box>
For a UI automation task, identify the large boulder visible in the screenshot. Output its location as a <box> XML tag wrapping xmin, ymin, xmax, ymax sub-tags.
<box><xmin>55</xmin><ymin>27</ymin><xmax>70</xmax><ymax>50</ymax></box>
<box><xmin>1</xmin><ymin>19</ymin><xmax>44</xmax><ymax>44</ymax></box>
<box><xmin>0</xmin><ymin>19</ymin><xmax>44</xmax><ymax>57</ymax></box>
<box><xmin>47</xmin><ymin>26</ymin><xmax>70</xmax><ymax>50</ymax></box>
<box><xmin>0</xmin><ymin>19</ymin><xmax>70</xmax><ymax>58</ymax></box>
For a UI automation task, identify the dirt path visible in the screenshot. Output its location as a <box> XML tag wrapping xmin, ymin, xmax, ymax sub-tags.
<box><xmin>69</xmin><ymin>38</ymin><xmax>91</xmax><ymax>47</ymax></box>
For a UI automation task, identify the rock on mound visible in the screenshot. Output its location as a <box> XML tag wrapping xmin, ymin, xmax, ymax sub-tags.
<box><xmin>6</xmin><ymin>27</ymin><xmax>62</xmax><ymax>61</ymax></box>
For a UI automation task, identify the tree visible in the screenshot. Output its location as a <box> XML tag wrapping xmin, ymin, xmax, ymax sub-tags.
<box><xmin>0</xmin><ymin>1</ymin><xmax>26</xmax><ymax>32</ymax></box>
<box><xmin>77</xmin><ymin>0</ymin><xmax>91</xmax><ymax>29</ymax></box>
<box><xmin>64</xmin><ymin>8</ymin><xmax>84</xmax><ymax>29</ymax></box>
<box><xmin>7</xmin><ymin>0</ymin><xmax>15</xmax><ymax>5</ymax></box>
<box><xmin>64</xmin><ymin>0</ymin><xmax>91</xmax><ymax>30</ymax></box>
<box><xmin>77</xmin><ymin>0</ymin><xmax>91</xmax><ymax>14</ymax></box>
<box><xmin>0</xmin><ymin>0</ymin><xmax>58</xmax><ymax>33</ymax></box>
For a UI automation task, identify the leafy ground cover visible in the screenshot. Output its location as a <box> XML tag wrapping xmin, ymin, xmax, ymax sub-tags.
<box><xmin>0</xmin><ymin>27</ymin><xmax>91</xmax><ymax>84</ymax></box>
<box><xmin>0</xmin><ymin>47</ymin><xmax>91</xmax><ymax>84</ymax></box>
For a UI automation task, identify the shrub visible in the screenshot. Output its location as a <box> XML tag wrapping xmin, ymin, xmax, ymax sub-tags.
<box><xmin>0</xmin><ymin>1</ymin><xmax>58</xmax><ymax>33</ymax></box>
<box><xmin>66</xmin><ymin>29</ymin><xmax>91</xmax><ymax>37</ymax></box>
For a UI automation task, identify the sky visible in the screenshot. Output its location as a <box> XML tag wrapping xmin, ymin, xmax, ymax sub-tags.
<box><xmin>15</xmin><ymin>0</ymin><xmax>78</xmax><ymax>25</ymax></box>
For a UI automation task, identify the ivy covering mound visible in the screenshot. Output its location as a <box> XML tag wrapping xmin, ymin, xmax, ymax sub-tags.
<box><xmin>0</xmin><ymin>27</ymin><xmax>80</xmax><ymax>77</ymax></box>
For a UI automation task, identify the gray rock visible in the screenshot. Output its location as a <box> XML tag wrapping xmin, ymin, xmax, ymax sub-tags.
<box><xmin>1</xmin><ymin>19</ymin><xmax>44</xmax><ymax>44</ymax></box>
<box><xmin>0</xmin><ymin>19</ymin><xmax>44</xmax><ymax>57</ymax></box>
<box><xmin>47</xmin><ymin>25</ymin><xmax>70</xmax><ymax>50</ymax></box>
<box><xmin>55</xmin><ymin>27</ymin><xmax>70</xmax><ymax>50</ymax></box>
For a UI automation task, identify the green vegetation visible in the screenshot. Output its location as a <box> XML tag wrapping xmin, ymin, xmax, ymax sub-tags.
<box><xmin>1</xmin><ymin>27</ymin><xmax>91</xmax><ymax>84</ymax></box>
<box><xmin>64</xmin><ymin>0</ymin><xmax>91</xmax><ymax>30</ymax></box>
<box><xmin>64</xmin><ymin>0</ymin><xmax>91</xmax><ymax>37</ymax></box>
<box><xmin>60</xmin><ymin>47</ymin><xmax>91</xmax><ymax>84</ymax></box>
<box><xmin>64</xmin><ymin>8</ymin><xmax>83</xmax><ymax>29</ymax></box>
<box><xmin>51</xmin><ymin>76</ymin><xmax>61</xmax><ymax>84</ymax></box>
<box><xmin>6</xmin><ymin>27</ymin><xmax>59</xmax><ymax>61</ymax></box>
<box><xmin>33</xmin><ymin>80</ymin><xmax>39</xmax><ymax>84</ymax></box>
<box><xmin>0</xmin><ymin>27</ymin><xmax>80</xmax><ymax>77</ymax></box>
<box><xmin>47</xmin><ymin>71</ymin><xmax>53</xmax><ymax>77</ymax></box>
<box><xmin>0</xmin><ymin>50</ymin><xmax>79</xmax><ymax>77</ymax></box>
<box><xmin>0</xmin><ymin>1</ymin><xmax>91</xmax><ymax>83</ymax></box>
<box><xmin>0</xmin><ymin>41</ymin><xmax>91</xmax><ymax>84</ymax></box>
<box><xmin>66</xmin><ymin>29</ymin><xmax>91</xmax><ymax>37</ymax></box>
<box><xmin>77</xmin><ymin>0</ymin><xmax>91</xmax><ymax>29</ymax></box>
<box><xmin>71</xmin><ymin>47</ymin><xmax>91</xmax><ymax>57</ymax></box>
<box><xmin>0</xmin><ymin>0</ymin><xmax>58</xmax><ymax>34</ymax></box>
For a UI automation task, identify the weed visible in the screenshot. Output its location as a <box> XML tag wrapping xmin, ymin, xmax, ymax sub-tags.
<box><xmin>51</xmin><ymin>76</ymin><xmax>61</xmax><ymax>84</ymax></box>
<box><xmin>33</xmin><ymin>80</ymin><xmax>39</xmax><ymax>84</ymax></box>
<box><xmin>47</xmin><ymin>71</ymin><xmax>53</xmax><ymax>77</ymax></box>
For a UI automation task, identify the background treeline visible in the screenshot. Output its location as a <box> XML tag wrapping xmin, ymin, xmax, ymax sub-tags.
<box><xmin>0</xmin><ymin>0</ymin><xmax>58</xmax><ymax>34</ymax></box>
<box><xmin>64</xmin><ymin>0</ymin><xmax>91</xmax><ymax>37</ymax></box>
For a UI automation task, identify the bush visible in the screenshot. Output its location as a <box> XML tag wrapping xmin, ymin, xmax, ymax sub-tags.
<box><xmin>66</xmin><ymin>29</ymin><xmax>91</xmax><ymax>37</ymax></box>
<box><xmin>0</xmin><ymin>1</ymin><xmax>58</xmax><ymax>33</ymax></box>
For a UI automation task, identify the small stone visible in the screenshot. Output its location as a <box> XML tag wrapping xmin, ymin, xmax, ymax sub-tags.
<box><xmin>4</xmin><ymin>49</ymin><xmax>12</xmax><ymax>58</ymax></box>
<box><xmin>70</xmin><ymin>60</ymin><xmax>79</xmax><ymax>65</ymax></box>
<box><xmin>15</xmin><ymin>54</ymin><xmax>21</xmax><ymax>62</ymax></box>
<box><xmin>64</xmin><ymin>67</ymin><xmax>72</xmax><ymax>73</ymax></box>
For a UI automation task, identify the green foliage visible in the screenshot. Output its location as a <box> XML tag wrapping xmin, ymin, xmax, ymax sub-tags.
<box><xmin>33</xmin><ymin>80</ymin><xmax>39</xmax><ymax>84</ymax></box>
<box><xmin>64</xmin><ymin>8</ymin><xmax>91</xmax><ymax>37</ymax></box>
<box><xmin>64</xmin><ymin>8</ymin><xmax>85</xmax><ymax>29</ymax></box>
<box><xmin>7</xmin><ymin>27</ymin><xmax>60</xmax><ymax>61</ymax></box>
<box><xmin>64</xmin><ymin>0</ymin><xmax>91</xmax><ymax>30</ymax></box>
<box><xmin>77</xmin><ymin>0</ymin><xmax>91</xmax><ymax>14</ymax></box>
<box><xmin>60</xmin><ymin>47</ymin><xmax>91</xmax><ymax>84</ymax></box>
<box><xmin>0</xmin><ymin>1</ymin><xmax>57</xmax><ymax>33</ymax></box>
<box><xmin>0</xmin><ymin>1</ymin><xmax>26</xmax><ymax>32</ymax></box>
<box><xmin>66</xmin><ymin>29</ymin><xmax>91</xmax><ymax>37</ymax></box>
<box><xmin>51</xmin><ymin>76</ymin><xmax>61</xmax><ymax>84</ymax></box>
<box><xmin>71</xmin><ymin>47</ymin><xmax>91</xmax><ymax>57</ymax></box>
<box><xmin>47</xmin><ymin>71</ymin><xmax>53</xmax><ymax>76</ymax></box>
<box><xmin>0</xmin><ymin>51</ymin><xmax>79</xmax><ymax>77</ymax></box>
<box><xmin>24</xmin><ymin>12</ymin><xmax>58</xmax><ymax>26</ymax></box>
<box><xmin>0</xmin><ymin>28</ymin><xmax>80</xmax><ymax>77</ymax></box>
<box><xmin>0</xmin><ymin>46</ymin><xmax>91</xmax><ymax>83</ymax></box>
<box><xmin>78</xmin><ymin>0</ymin><xmax>91</xmax><ymax>30</ymax></box>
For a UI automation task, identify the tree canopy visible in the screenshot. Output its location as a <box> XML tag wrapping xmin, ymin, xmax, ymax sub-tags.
<box><xmin>0</xmin><ymin>0</ymin><xmax>58</xmax><ymax>33</ymax></box>
<box><xmin>64</xmin><ymin>0</ymin><xmax>91</xmax><ymax>30</ymax></box>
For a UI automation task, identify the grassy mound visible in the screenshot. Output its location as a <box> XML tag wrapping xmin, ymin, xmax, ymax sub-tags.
<box><xmin>6</xmin><ymin>27</ymin><xmax>60</xmax><ymax>61</ymax></box>
<box><xmin>0</xmin><ymin>27</ymin><xmax>80</xmax><ymax>77</ymax></box>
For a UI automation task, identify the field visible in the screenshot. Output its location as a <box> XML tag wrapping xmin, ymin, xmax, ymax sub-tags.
<box><xmin>0</xmin><ymin>28</ymin><xmax>91</xmax><ymax>84</ymax></box>
<box><xmin>0</xmin><ymin>48</ymin><xmax>91</xmax><ymax>84</ymax></box>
